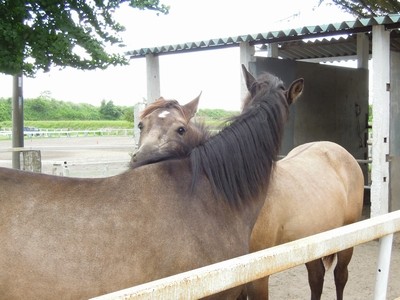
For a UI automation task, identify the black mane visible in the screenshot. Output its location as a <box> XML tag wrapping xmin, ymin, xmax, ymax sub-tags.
<box><xmin>190</xmin><ymin>72</ymin><xmax>289</xmax><ymax>206</ymax></box>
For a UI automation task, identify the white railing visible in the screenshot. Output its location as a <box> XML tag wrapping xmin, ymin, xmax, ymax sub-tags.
<box><xmin>91</xmin><ymin>210</ymin><xmax>400</xmax><ymax>300</ymax></box>
<box><xmin>0</xmin><ymin>128</ymin><xmax>134</xmax><ymax>138</ymax></box>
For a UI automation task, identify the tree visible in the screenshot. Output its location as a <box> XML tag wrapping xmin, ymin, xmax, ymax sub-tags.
<box><xmin>100</xmin><ymin>99</ymin><xmax>122</xmax><ymax>120</ymax></box>
<box><xmin>322</xmin><ymin>0</ymin><xmax>400</xmax><ymax>17</ymax></box>
<box><xmin>0</xmin><ymin>0</ymin><xmax>169</xmax><ymax>76</ymax></box>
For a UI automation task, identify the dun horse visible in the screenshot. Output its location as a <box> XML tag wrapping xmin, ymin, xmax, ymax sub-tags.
<box><xmin>0</xmin><ymin>66</ymin><xmax>299</xmax><ymax>299</ymax></box>
<box><xmin>133</xmin><ymin>66</ymin><xmax>364</xmax><ymax>300</ymax></box>
<box><xmin>131</xmin><ymin>94</ymin><xmax>211</xmax><ymax>166</ymax></box>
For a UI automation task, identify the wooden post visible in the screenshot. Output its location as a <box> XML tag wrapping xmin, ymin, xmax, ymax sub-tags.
<box><xmin>12</xmin><ymin>73</ymin><xmax>24</xmax><ymax>169</ymax></box>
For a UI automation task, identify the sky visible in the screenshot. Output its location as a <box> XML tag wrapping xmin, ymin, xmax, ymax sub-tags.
<box><xmin>0</xmin><ymin>0</ymin><xmax>354</xmax><ymax>111</ymax></box>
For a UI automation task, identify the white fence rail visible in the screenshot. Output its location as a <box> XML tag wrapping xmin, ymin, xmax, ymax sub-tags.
<box><xmin>91</xmin><ymin>210</ymin><xmax>400</xmax><ymax>300</ymax></box>
<box><xmin>0</xmin><ymin>128</ymin><xmax>134</xmax><ymax>138</ymax></box>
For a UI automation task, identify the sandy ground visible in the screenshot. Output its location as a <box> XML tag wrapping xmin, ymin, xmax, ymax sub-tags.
<box><xmin>0</xmin><ymin>136</ymin><xmax>399</xmax><ymax>299</ymax></box>
<box><xmin>0</xmin><ymin>136</ymin><xmax>135</xmax><ymax>177</ymax></box>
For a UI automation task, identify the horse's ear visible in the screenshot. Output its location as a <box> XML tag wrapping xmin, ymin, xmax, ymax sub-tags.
<box><xmin>241</xmin><ymin>64</ymin><xmax>256</xmax><ymax>92</ymax></box>
<box><xmin>286</xmin><ymin>78</ymin><xmax>304</xmax><ymax>105</ymax></box>
<box><xmin>183</xmin><ymin>92</ymin><xmax>201</xmax><ymax>119</ymax></box>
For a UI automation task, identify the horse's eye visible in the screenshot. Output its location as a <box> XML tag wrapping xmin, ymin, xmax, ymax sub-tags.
<box><xmin>177</xmin><ymin>127</ymin><xmax>186</xmax><ymax>135</ymax></box>
<box><xmin>138</xmin><ymin>122</ymin><xmax>144</xmax><ymax>130</ymax></box>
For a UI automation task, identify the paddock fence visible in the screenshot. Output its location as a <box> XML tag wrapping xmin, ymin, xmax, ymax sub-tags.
<box><xmin>0</xmin><ymin>128</ymin><xmax>134</xmax><ymax>138</ymax></box>
<box><xmin>91</xmin><ymin>210</ymin><xmax>400</xmax><ymax>300</ymax></box>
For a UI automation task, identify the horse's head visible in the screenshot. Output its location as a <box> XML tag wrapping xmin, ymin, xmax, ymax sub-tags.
<box><xmin>131</xmin><ymin>94</ymin><xmax>210</xmax><ymax>167</ymax></box>
<box><xmin>241</xmin><ymin>64</ymin><xmax>304</xmax><ymax>112</ymax></box>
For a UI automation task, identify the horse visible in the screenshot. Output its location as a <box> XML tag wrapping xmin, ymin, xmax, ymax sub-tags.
<box><xmin>0</xmin><ymin>65</ymin><xmax>299</xmax><ymax>300</ymax></box>
<box><xmin>246</xmin><ymin>141</ymin><xmax>364</xmax><ymax>300</ymax></box>
<box><xmin>132</xmin><ymin>66</ymin><xmax>364</xmax><ymax>300</ymax></box>
<box><xmin>130</xmin><ymin>94</ymin><xmax>211</xmax><ymax>167</ymax></box>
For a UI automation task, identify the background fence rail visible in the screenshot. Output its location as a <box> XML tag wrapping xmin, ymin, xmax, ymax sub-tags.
<box><xmin>0</xmin><ymin>128</ymin><xmax>134</xmax><ymax>138</ymax></box>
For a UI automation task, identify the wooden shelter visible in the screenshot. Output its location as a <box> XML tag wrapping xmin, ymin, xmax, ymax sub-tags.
<box><xmin>126</xmin><ymin>14</ymin><xmax>400</xmax><ymax>217</ymax></box>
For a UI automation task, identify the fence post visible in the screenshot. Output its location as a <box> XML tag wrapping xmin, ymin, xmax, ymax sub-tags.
<box><xmin>374</xmin><ymin>233</ymin><xmax>394</xmax><ymax>299</ymax></box>
<box><xmin>21</xmin><ymin>150</ymin><xmax>42</xmax><ymax>173</ymax></box>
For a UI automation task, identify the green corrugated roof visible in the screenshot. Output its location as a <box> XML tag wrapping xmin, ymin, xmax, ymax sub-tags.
<box><xmin>126</xmin><ymin>14</ymin><xmax>400</xmax><ymax>60</ymax></box>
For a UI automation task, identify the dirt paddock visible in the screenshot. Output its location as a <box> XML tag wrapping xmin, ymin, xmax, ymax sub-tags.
<box><xmin>0</xmin><ymin>136</ymin><xmax>399</xmax><ymax>299</ymax></box>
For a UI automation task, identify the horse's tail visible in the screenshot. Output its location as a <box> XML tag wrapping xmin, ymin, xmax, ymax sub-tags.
<box><xmin>322</xmin><ymin>254</ymin><xmax>336</xmax><ymax>271</ymax></box>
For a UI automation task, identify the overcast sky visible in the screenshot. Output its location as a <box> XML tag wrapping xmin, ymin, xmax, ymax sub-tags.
<box><xmin>0</xmin><ymin>0</ymin><xmax>353</xmax><ymax>111</ymax></box>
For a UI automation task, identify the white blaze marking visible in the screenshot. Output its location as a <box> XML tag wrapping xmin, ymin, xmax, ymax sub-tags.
<box><xmin>158</xmin><ymin>110</ymin><xmax>170</xmax><ymax>118</ymax></box>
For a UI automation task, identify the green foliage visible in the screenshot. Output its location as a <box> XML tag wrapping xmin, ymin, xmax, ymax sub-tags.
<box><xmin>0</xmin><ymin>96</ymin><xmax>238</xmax><ymax>130</ymax></box>
<box><xmin>0</xmin><ymin>97</ymin><xmax>11</xmax><ymax>122</ymax></box>
<box><xmin>0</xmin><ymin>0</ymin><xmax>169</xmax><ymax>76</ymax></box>
<box><xmin>197</xmin><ymin>108</ymin><xmax>238</xmax><ymax>120</ymax></box>
<box><xmin>122</xmin><ymin>106</ymin><xmax>134</xmax><ymax>122</ymax></box>
<box><xmin>23</xmin><ymin>96</ymin><xmax>102</xmax><ymax>120</ymax></box>
<box><xmin>0</xmin><ymin>96</ymin><xmax>133</xmax><ymax>122</ymax></box>
<box><xmin>322</xmin><ymin>0</ymin><xmax>400</xmax><ymax>17</ymax></box>
<box><xmin>196</xmin><ymin>108</ymin><xmax>239</xmax><ymax>130</ymax></box>
<box><xmin>99</xmin><ymin>100</ymin><xmax>122</xmax><ymax>120</ymax></box>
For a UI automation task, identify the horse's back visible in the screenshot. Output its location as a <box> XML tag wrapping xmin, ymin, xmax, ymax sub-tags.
<box><xmin>0</xmin><ymin>163</ymin><xmax>253</xmax><ymax>299</ymax></box>
<box><xmin>284</xmin><ymin>141</ymin><xmax>364</xmax><ymax>223</ymax></box>
<box><xmin>252</xmin><ymin>141</ymin><xmax>364</xmax><ymax>249</ymax></box>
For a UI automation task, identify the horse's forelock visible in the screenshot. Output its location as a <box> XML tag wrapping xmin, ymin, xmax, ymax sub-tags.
<box><xmin>140</xmin><ymin>98</ymin><xmax>187</xmax><ymax>120</ymax></box>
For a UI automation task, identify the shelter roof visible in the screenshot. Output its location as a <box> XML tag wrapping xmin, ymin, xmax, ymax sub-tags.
<box><xmin>126</xmin><ymin>14</ymin><xmax>400</xmax><ymax>62</ymax></box>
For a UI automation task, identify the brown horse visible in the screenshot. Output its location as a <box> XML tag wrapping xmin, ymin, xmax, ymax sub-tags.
<box><xmin>131</xmin><ymin>94</ymin><xmax>211</xmax><ymax>167</ymax></box>
<box><xmin>0</xmin><ymin>66</ymin><xmax>298</xmax><ymax>299</ymax></box>
<box><xmin>133</xmin><ymin>67</ymin><xmax>364</xmax><ymax>300</ymax></box>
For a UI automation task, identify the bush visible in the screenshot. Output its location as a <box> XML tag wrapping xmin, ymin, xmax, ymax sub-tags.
<box><xmin>0</xmin><ymin>98</ymin><xmax>11</xmax><ymax>122</ymax></box>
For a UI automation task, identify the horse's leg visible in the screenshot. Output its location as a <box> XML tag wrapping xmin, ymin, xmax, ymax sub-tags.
<box><xmin>246</xmin><ymin>275</ymin><xmax>270</xmax><ymax>300</ymax></box>
<box><xmin>236</xmin><ymin>286</ymin><xmax>247</xmax><ymax>300</ymax></box>
<box><xmin>305</xmin><ymin>259</ymin><xmax>325</xmax><ymax>300</ymax></box>
<box><xmin>334</xmin><ymin>247</ymin><xmax>354</xmax><ymax>300</ymax></box>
